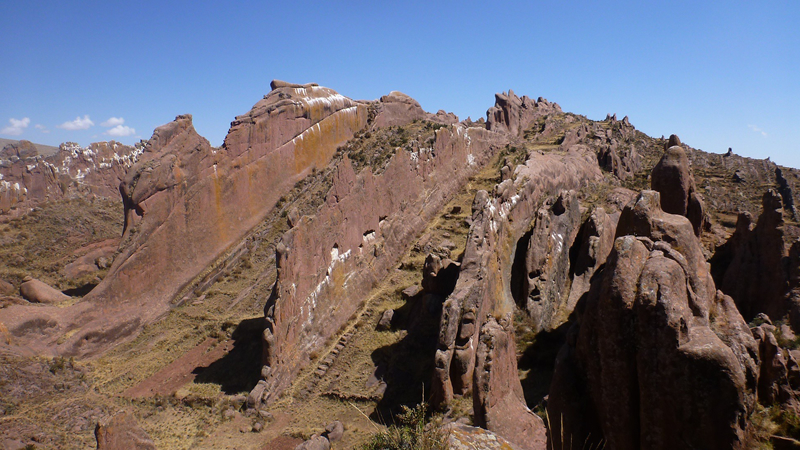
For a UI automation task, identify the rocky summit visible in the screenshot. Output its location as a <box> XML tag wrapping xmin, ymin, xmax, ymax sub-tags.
<box><xmin>1</xmin><ymin>81</ymin><xmax>800</xmax><ymax>450</ymax></box>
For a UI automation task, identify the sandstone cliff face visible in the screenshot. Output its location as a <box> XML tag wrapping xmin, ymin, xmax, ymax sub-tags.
<box><xmin>259</xmin><ymin>120</ymin><xmax>507</xmax><ymax>404</ymax></box>
<box><xmin>0</xmin><ymin>140</ymin><xmax>141</xmax><ymax>216</ymax></box>
<box><xmin>548</xmin><ymin>191</ymin><xmax>758</xmax><ymax>450</ymax></box>
<box><xmin>0</xmin><ymin>82</ymin><xmax>368</xmax><ymax>357</ymax></box>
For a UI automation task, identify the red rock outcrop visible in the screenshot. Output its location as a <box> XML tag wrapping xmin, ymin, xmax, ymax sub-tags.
<box><xmin>95</xmin><ymin>411</ymin><xmax>155</xmax><ymax>450</ymax></box>
<box><xmin>716</xmin><ymin>190</ymin><xmax>789</xmax><ymax>321</ymax></box>
<box><xmin>259</xmin><ymin>120</ymin><xmax>507</xmax><ymax>404</ymax></box>
<box><xmin>474</xmin><ymin>316</ymin><xmax>547</xmax><ymax>450</ymax></box>
<box><xmin>561</xmin><ymin>114</ymin><xmax>642</xmax><ymax>181</ymax></box>
<box><xmin>650</xmin><ymin>135</ymin><xmax>707</xmax><ymax>235</ymax></box>
<box><xmin>0</xmin><ymin>82</ymin><xmax>368</xmax><ymax>357</ymax></box>
<box><xmin>512</xmin><ymin>191</ymin><xmax>582</xmax><ymax>332</ymax></box>
<box><xmin>486</xmin><ymin>90</ymin><xmax>562</xmax><ymax>137</ymax></box>
<box><xmin>547</xmin><ymin>190</ymin><xmax>758</xmax><ymax>450</ymax></box>
<box><xmin>428</xmin><ymin>118</ymin><xmax>603</xmax><ymax>447</ymax></box>
<box><xmin>0</xmin><ymin>140</ymin><xmax>142</xmax><ymax>216</ymax></box>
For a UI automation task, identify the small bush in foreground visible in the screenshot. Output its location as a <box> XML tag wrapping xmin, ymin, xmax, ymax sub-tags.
<box><xmin>362</xmin><ymin>403</ymin><xmax>448</xmax><ymax>450</ymax></box>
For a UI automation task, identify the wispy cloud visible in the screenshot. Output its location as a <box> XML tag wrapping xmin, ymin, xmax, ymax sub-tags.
<box><xmin>58</xmin><ymin>115</ymin><xmax>94</xmax><ymax>130</ymax></box>
<box><xmin>101</xmin><ymin>117</ymin><xmax>125</xmax><ymax>127</ymax></box>
<box><xmin>748</xmin><ymin>124</ymin><xmax>768</xmax><ymax>137</ymax></box>
<box><xmin>35</xmin><ymin>124</ymin><xmax>50</xmax><ymax>134</ymax></box>
<box><xmin>106</xmin><ymin>125</ymin><xmax>136</xmax><ymax>137</ymax></box>
<box><xmin>1</xmin><ymin>117</ymin><xmax>30</xmax><ymax>136</ymax></box>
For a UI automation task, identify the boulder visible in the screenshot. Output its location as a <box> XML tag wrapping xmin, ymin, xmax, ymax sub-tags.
<box><xmin>376</xmin><ymin>309</ymin><xmax>394</xmax><ymax>331</ymax></box>
<box><xmin>294</xmin><ymin>434</ymin><xmax>330</xmax><ymax>450</ymax></box>
<box><xmin>95</xmin><ymin>411</ymin><xmax>155</xmax><ymax>450</ymax></box>
<box><xmin>373</xmin><ymin>91</ymin><xmax>427</xmax><ymax>128</ymax></box>
<box><xmin>0</xmin><ymin>279</ymin><xmax>14</xmax><ymax>296</ymax></box>
<box><xmin>324</xmin><ymin>420</ymin><xmax>344</xmax><ymax>442</ymax></box>
<box><xmin>752</xmin><ymin>325</ymin><xmax>792</xmax><ymax>405</ymax></box>
<box><xmin>19</xmin><ymin>279</ymin><xmax>70</xmax><ymax>304</ymax></box>
<box><xmin>548</xmin><ymin>191</ymin><xmax>758</xmax><ymax>450</ymax></box>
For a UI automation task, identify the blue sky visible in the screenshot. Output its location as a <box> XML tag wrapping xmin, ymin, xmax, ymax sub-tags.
<box><xmin>2</xmin><ymin>1</ymin><xmax>798</xmax><ymax>168</ymax></box>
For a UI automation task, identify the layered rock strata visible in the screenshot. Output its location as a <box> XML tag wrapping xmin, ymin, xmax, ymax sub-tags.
<box><xmin>0</xmin><ymin>82</ymin><xmax>368</xmax><ymax>357</ymax></box>
<box><xmin>258</xmin><ymin>119</ymin><xmax>507</xmax><ymax>404</ymax></box>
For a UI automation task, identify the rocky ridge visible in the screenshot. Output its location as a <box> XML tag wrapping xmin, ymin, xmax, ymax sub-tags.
<box><xmin>1</xmin><ymin>82</ymin><xmax>800</xmax><ymax>449</ymax></box>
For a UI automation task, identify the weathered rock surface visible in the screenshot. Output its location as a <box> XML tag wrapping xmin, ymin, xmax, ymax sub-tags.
<box><xmin>259</xmin><ymin>115</ymin><xmax>507</xmax><ymax>404</ymax></box>
<box><xmin>650</xmin><ymin>135</ymin><xmax>706</xmax><ymax>235</ymax></box>
<box><xmin>0</xmin><ymin>140</ymin><xmax>141</xmax><ymax>216</ymax></box>
<box><xmin>486</xmin><ymin>90</ymin><xmax>562</xmax><ymax>137</ymax></box>
<box><xmin>715</xmin><ymin>190</ymin><xmax>789</xmax><ymax>321</ymax></box>
<box><xmin>561</xmin><ymin>114</ymin><xmax>642</xmax><ymax>180</ymax></box>
<box><xmin>19</xmin><ymin>279</ymin><xmax>70</xmax><ymax>304</ymax></box>
<box><xmin>447</xmin><ymin>423</ymin><xmax>521</xmax><ymax>449</ymax></box>
<box><xmin>95</xmin><ymin>411</ymin><xmax>155</xmax><ymax>450</ymax></box>
<box><xmin>422</xmin><ymin>253</ymin><xmax>460</xmax><ymax>297</ymax></box>
<box><xmin>430</xmin><ymin>94</ymin><xmax>604</xmax><ymax>444</ymax></box>
<box><xmin>294</xmin><ymin>434</ymin><xmax>330</xmax><ymax>450</ymax></box>
<box><xmin>0</xmin><ymin>82</ymin><xmax>368</xmax><ymax>357</ymax></box>
<box><xmin>512</xmin><ymin>191</ymin><xmax>582</xmax><ymax>332</ymax></box>
<box><xmin>0</xmin><ymin>279</ymin><xmax>14</xmax><ymax>296</ymax></box>
<box><xmin>474</xmin><ymin>316</ymin><xmax>547</xmax><ymax>450</ymax></box>
<box><xmin>547</xmin><ymin>190</ymin><xmax>758</xmax><ymax>450</ymax></box>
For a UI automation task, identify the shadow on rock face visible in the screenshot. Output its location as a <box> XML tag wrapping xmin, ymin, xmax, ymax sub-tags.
<box><xmin>62</xmin><ymin>282</ymin><xmax>98</xmax><ymax>297</ymax></box>
<box><xmin>369</xmin><ymin>290</ymin><xmax>444</xmax><ymax>423</ymax></box>
<box><xmin>517</xmin><ymin>320</ymin><xmax>571</xmax><ymax>410</ymax></box>
<box><xmin>192</xmin><ymin>317</ymin><xmax>265</xmax><ymax>395</ymax></box>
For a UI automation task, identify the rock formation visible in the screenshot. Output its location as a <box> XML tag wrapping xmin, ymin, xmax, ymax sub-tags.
<box><xmin>650</xmin><ymin>134</ymin><xmax>707</xmax><ymax>235</ymax></box>
<box><xmin>0</xmin><ymin>140</ymin><xmax>142</xmax><ymax>215</ymax></box>
<box><xmin>715</xmin><ymin>190</ymin><xmax>789</xmax><ymax>321</ymax></box>
<box><xmin>258</xmin><ymin>116</ymin><xmax>507</xmax><ymax>404</ymax></box>
<box><xmin>547</xmin><ymin>191</ymin><xmax>758</xmax><ymax>450</ymax></box>
<box><xmin>95</xmin><ymin>411</ymin><xmax>155</xmax><ymax>450</ymax></box>
<box><xmin>0</xmin><ymin>82</ymin><xmax>368</xmax><ymax>357</ymax></box>
<box><xmin>473</xmin><ymin>316</ymin><xmax>547</xmax><ymax>450</ymax></box>
<box><xmin>486</xmin><ymin>90</ymin><xmax>562</xmax><ymax>137</ymax></box>
<box><xmin>429</xmin><ymin>94</ymin><xmax>604</xmax><ymax>447</ymax></box>
<box><xmin>511</xmin><ymin>191</ymin><xmax>582</xmax><ymax>332</ymax></box>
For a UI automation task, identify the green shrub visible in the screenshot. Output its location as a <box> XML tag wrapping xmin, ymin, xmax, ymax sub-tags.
<box><xmin>362</xmin><ymin>403</ymin><xmax>448</xmax><ymax>450</ymax></box>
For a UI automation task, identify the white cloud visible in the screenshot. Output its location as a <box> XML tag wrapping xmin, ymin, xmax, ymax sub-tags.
<box><xmin>1</xmin><ymin>117</ymin><xmax>30</xmax><ymax>136</ymax></box>
<box><xmin>748</xmin><ymin>124</ymin><xmax>768</xmax><ymax>137</ymax></box>
<box><xmin>101</xmin><ymin>117</ymin><xmax>125</xmax><ymax>127</ymax></box>
<box><xmin>35</xmin><ymin>124</ymin><xmax>50</xmax><ymax>134</ymax></box>
<box><xmin>106</xmin><ymin>125</ymin><xmax>136</xmax><ymax>137</ymax></box>
<box><xmin>58</xmin><ymin>115</ymin><xmax>94</xmax><ymax>130</ymax></box>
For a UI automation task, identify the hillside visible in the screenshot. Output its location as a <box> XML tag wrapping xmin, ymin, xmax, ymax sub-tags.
<box><xmin>1</xmin><ymin>83</ymin><xmax>799</xmax><ymax>449</ymax></box>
